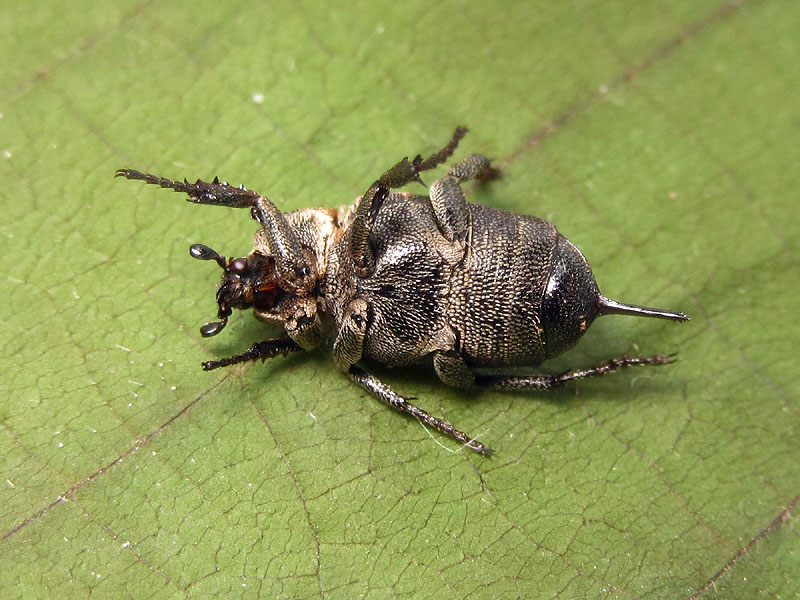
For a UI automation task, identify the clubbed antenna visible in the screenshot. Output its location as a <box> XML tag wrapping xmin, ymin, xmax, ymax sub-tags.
<box><xmin>190</xmin><ymin>243</ymin><xmax>226</xmax><ymax>269</ymax></box>
<box><xmin>199</xmin><ymin>319</ymin><xmax>228</xmax><ymax>337</ymax></box>
<box><xmin>189</xmin><ymin>243</ymin><xmax>232</xmax><ymax>337</ymax></box>
<box><xmin>597</xmin><ymin>295</ymin><xmax>689</xmax><ymax>322</ymax></box>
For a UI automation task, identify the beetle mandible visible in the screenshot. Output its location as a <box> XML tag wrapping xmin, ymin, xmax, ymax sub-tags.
<box><xmin>117</xmin><ymin>127</ymin><xmax>688</xmax><ymax>456</ymax></box>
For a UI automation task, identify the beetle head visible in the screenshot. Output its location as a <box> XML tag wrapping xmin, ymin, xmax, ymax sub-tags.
<box><xmin>189</xmin><ymin>243</ymin><xmax>280</xmax><ymax>337</ymax></box>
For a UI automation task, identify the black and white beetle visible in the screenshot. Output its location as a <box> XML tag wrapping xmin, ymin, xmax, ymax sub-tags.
<box><xmin>117</xmin><ymin>127</ymin><xmax>688</xmax><ymax>456</ymax></box>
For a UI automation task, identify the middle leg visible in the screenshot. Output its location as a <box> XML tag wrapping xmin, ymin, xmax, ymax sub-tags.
<box><xmin>429</xmin><ymin>154</ymin><xmax>494</xmax><ymax>242</ymax></box>
<box><xmin>348</xmin><ymin>365</ymin><xmax>493</xmax><ymax>457</ymax></box>
<box><xmin>348</xmin><ymin>127</ymin><xmax>468</xmax><ymax>277</ymax></box>
<box><xmin>202</xmin><ymin>337</ymin><xmax>303</xmax><ymax>371</ymax></box>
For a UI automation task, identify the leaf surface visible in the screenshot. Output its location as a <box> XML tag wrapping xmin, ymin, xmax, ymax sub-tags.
<box><xmin>1</xmin><ymin>1</ymin><xmax>798</xmax><ymax>597</ymax></box>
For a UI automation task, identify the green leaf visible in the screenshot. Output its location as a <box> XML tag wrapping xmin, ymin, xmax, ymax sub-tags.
<box><xmin>2</xmin><ymin>1</ymin><xmax>798</xmax><ymax>597</ymax></box>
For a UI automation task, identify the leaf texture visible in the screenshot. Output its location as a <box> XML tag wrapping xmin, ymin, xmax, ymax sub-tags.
<box><xmin>1</xmin><ymin>1</ymin><xmax>798</xmax><ymax>597</ymax></box>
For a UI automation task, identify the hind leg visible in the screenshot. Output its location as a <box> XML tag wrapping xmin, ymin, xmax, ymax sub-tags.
<box><xmin>476</xmin><ymin>354</ymin><xmax>676</xmax><ymax>390</ymax></box>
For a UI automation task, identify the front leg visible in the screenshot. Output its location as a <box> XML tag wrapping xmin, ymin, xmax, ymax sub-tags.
<box><xmin>202</xmin><ymin>337</ymin><xmax>303</xmax><ymax>371</ymax></box>
<box><xmin>115</xmin><ymin>169</ymin><xmax>315</xmax><ymax>294</ymax></box>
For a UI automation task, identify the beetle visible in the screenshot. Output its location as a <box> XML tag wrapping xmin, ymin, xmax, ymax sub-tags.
<box><xmin>117</xmin><ymin>127</ymin><xmax>688</xmax><ymax>456</ymax></box>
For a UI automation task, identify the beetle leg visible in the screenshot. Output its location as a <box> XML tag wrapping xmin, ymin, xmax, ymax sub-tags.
<box><xmin>201</xmin><ymin>337</ymin><xmax>303</xmax><ymax>371</ymax></box>
<box><xmin>115</xmin><ymin>169</ymin><xmax>261</xmax><ymax>207</ymax></box>
<box><xmin>348</xmin><ymin>127</ymin><xmax>468</xmax><ymax>277</ymax></box>
<box><xmin>284</xmin><ymin>309</ymin><xmax>323</xmax><ymax>351</ymax></box>
<box><xmin>348</xmin><ymin>184</ymin><xmax>386</xmax><ymax>277</ymax></box>
<box><xmin>433</xmin><ymin>350</ymin><xmax>476</xmax><ymax>388</ymax></box>
<box><xmin>429</xmin><ymin>154</ymin><xmax>492</xmax><ymax>242</ymax></box>
<box><xmin>250</xmin><ymin>197</ymin><xmax>315</xmax><ymax>294</ymax></box>
<box><xmin>115</xmin><ymin>169</ymin><xmax>314</xmax><ymax>294</ymax></box>
<box><xmin>475</xmin><ymin>354</ymin><xmax>677</xmax><ymax>390</ymax></box>
<box><xmin>447</xmin><ymin>153</ymin><xmax>495</xmax><ymax>183</ymax></box>
<box><xmin>332</xmin><ymin>298</ymin><xmax>369</xmax><ymax>371</ymax></box>
<box><xmin>429</xmin><ymin>175</ymin><xmax>469</xmax><ymax>243</ymax></box>
<box><xmin>348</xmin><ymin>365</ymin><xmax>493</xmax><ymax>457</ymax></box>
<box><xmin>331</xmin><ymin>302</ymin><xmax>492</xmax><ymax>455</ymax></box>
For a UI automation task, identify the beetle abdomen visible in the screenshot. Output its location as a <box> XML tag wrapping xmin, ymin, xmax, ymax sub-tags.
<box><xmin>452</xmin><ymin>205</ymin><xmax>557</xmax><ymax>368</ymax></box>
<box><xmin>540</xmin><ymin>235</ymin><xmax>602</xmax><ymax>359</ymax></box>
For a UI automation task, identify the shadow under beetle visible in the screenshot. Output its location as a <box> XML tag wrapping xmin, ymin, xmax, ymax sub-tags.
<box><xmin>117</xmin><ymin>127</ymin><xmax>688</xmax><ymax>457</ymax></box>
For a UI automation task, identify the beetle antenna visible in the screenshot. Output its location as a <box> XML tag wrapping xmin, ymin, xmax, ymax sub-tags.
<box><xmin>190</xmin><ymin>243</ymin><xmax>227</xmax><ymax>269</ymax></box>
<box><xmin>597</xmin><ymin>295</ymin><xmax>689</xmax><ymax>322</ymax></box>
<box><xmin>200</xmin><ymin>318</ymin><xmax>227</xmax><ymax>337</ymax></box>
<box><xmin>190</xmin><ymin>244</ymin><xmax>233</xmax><ymax>336</ymax></box>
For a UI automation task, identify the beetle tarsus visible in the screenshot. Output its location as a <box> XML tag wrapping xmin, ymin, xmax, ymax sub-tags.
<box><xmin>416</xmin><ymin>125</ymin><xmax>468</xmax><ymax>172</ymax></box>
<box><xmin>476</xmin><ymin>354</ymin><xmax>678</xmax><ymax>391</ymax></box>
<box><xmin>348</xmin><ymin>365</ymin><xmax>493</xmax><ymax>457</ymax></box>
<box><xmin>202</xmin><ymin>337</ymin><xmax>303</xmax><ymax>371</ymax></box>
<box><xmin>378</xmin><ymin>126</ymin><xmax>468</xmax><ymax>189</ymax></box>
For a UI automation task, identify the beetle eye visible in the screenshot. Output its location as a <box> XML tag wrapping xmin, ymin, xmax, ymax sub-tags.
<box><xmin>230</xmin><ymin>258</ymin><xmax>247</xmax><ymax>274</ymax></box>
